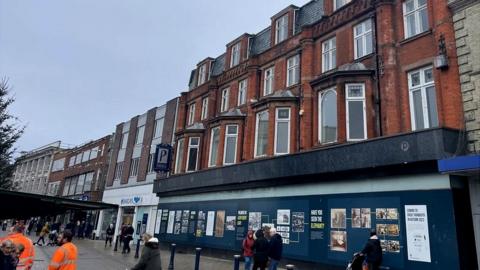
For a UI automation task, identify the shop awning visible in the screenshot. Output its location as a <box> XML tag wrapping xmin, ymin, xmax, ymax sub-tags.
<box><xmin>438</xmin><ymin>154</ymin><xmax>480</xmax><ymax>175</ymax></box>
<box><xmin>0</xmin><ymin>189</ymin><xmax>118</xmax><ymax>219</ymax></box>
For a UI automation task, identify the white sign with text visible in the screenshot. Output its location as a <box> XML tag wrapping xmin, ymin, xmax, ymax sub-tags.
<box><xmin>405</xmin><ymin>205</ymin><xmax>431</xmax><ymax>263</ymax></box>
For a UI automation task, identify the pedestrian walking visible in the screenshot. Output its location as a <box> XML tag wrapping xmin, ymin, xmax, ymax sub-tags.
<box><xmin>35</xmin><ymin>222</ymin><xmax>43</xmax><ymax>237</ymax></box>
<box><xmin>360</xmin><ymin>230</ymin><xmax>382</xmax><ymax>270</ymax></box>
<box><xmin>267</xmin><ymin>228</ymin><xmax>283</xmax><ymax>270</ymax></box>
<box><xmin>78</xmin><ymin>221</ymin><xmax>85</xmax><ymax>239</ymax></box>
<box><xmin>105</xmin><ymin>224</ymin><xmax>114</xmax><ymax>248</ymax></box>
<box><xmin>131</xmin><ymin>233</ymin><xmax>162</xmax><ymax>270</ymax></box>
<box><xmin>48</xmin><ymin>230</ymin><xmax>78</xmax><ymax>270</ymax></box>
<box><xmin>0</xmin><ymin>239</ymin><xmax>17</xmax><ymax>270</ymax></box>
<box><xmin>242</xmin><ymin>230</ymin><xmax>255</xmax><ymax>270</ymax></box>
<box><xmin>35</xmin><ymin>222</ymin><xmax>49</xmax><ymax>246</ymax></box>
<box><xmin>74</xmin><ymin>221</ymin><xmax>80</xmax><ymax>239</ymax></box>
<box><xmin>252</xmin><ymin>229</ymin><xmax>269</xmax><ymax>270</ymax></box>
<box><xmin>7</xmin><ymin>224</ymin><xmax>35</xmax><ymax>270</ymax></box>
<box><xmin>26</xmin><ymin>221</ymin><xmax>34</xmax><ymax>236</ymax></box>
<box><xmin>122</xmin><ymin>224</ymin><xmax>134</xmax><ymax>254</ymax></box>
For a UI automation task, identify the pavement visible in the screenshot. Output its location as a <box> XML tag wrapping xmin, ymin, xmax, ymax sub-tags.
<box><xmin>2</xmin><ymin>231</ymin><xmax>288</xmax><ymax>270</ymax></box>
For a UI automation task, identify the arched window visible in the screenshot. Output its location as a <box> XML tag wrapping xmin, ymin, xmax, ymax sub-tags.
<box><xmin>319</xmin><ymin>89</ymin><xmax>337</xmax><ymax>143</ymax></box>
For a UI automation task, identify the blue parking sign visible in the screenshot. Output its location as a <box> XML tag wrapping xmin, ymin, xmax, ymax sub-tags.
<box><xmin>154</xmin><ymin>144</ymin><xmax>173</xmax><ymax>172</ymax></box>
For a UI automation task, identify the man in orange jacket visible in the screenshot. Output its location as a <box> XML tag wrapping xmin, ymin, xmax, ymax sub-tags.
<box><xmin>48</xmin><ymin>230</ymin><xmax>78</xmax><ymax>270</ymax></box>
<box><xmin>7</xmin><ymin>225</ymin><xmax>35</xmax><ymax>270</ymax></box>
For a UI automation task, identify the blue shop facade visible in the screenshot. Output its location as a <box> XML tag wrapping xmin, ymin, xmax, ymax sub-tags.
<box><xmin>153</xmin><ymin>129</ymin><xmax>478</xmax><ymax>270</ymax></box>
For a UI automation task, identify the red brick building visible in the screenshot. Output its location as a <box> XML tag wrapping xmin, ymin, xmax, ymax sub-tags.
<box><xmin>49</xmin><ymin>135</ymin><xmax>111</xmax><ymax>202</ymax></box>
<box><xmin>154</xmin><ymin>1</ymin><xmax>475</xmax><ymax>269</ymax></box>
<box><xmin>171</xmin><ymin>0</ymin><xmax>462</xmax><ymax>174</ymax></box>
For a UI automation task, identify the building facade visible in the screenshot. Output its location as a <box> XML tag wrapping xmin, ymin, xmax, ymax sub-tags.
<box><xmin>153</xmin><ymin>1</ymin><xmax>476</xmax><ymax>269</ymax></box>
<box><xmin>12</xmin><ymin>141</ymin><xmax>64</xmax><ymax>195</ymax></box>
<box><xmin>443</xmin><ymin>1</ymin><xmax>480</xmax><ymax>269</ymax></box>
<box><xmin>99</xmin><ymin>98</ymin><xmax>178</xmax><ymax>241</ymax></box>
<box><xmin>47</xmin><ymin>135</ymin><xmax>112</xmax><ymax>225</ymax></box>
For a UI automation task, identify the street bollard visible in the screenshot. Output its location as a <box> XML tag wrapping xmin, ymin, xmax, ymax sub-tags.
<box><xmin>286</xmin><ymin>264</ymin><xmax>295</xmax><ymax>270</ymax></box>
<box><xmin>113</xmin><ymin>235</ymin><xmax>119</xmax><ymax>252</ymax></box>
<box><xmin>194</xmin><ymin>247</ymin><xmax>202</xmax><ymax>270</ymax></box>
<box><xmin>91</xmin><ymin>232</ymin><xmax>96</xmax><ymax>240</ymax></box>
<box><xmin>167</xmin><ymin>243</ymin><xmax>176</xmax><ymax>270</ymax></box>
<box><xmin>134</xmin><ymin>239</ymin><xmax>141</xmax><ymax>259</ymax></box>
<box><xmin>233</xmin><ymin>254</ymin><xmax>241</xmax><ymax>270</ymax></box>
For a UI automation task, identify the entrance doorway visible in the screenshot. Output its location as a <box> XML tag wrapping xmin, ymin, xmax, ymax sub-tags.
<box><xmin>122</xmin><ymin>207</ymin><xmax>135</xmax><ymax>226</ymax></box>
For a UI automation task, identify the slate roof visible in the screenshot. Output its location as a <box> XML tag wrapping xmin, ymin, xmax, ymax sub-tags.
<box><xmin>249</xmin><ymin>27</ymin><xmax>272</xmax><ymax>56</ymax></box>
<box><xmin>295</xmin><ymin>0</ymin><xmax>325</xmax><ymax>34</ymax></box>
<box><xmin>188</xmin><ymin>0</ymin><xmax>325</xmax><ymax>86</ymax></box>
<box><xmin>211</xmin><ymin>54</ymin><xmax>226</xmax><ymax>76</ymax></box>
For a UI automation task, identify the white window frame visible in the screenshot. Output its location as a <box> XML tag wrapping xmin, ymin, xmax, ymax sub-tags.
<box><xmin>198</xmin><ymin>64</ymin><xmax>207</xmax><ymax>86</ymax></box>
<box><xmin>185</xmin><ymin>137</ymin><xmax>200</xmax><ymax>172</ymax></box>
<box><xmin>238</xmin><ymin>79</ymin><xmax>247</xmax><ymax>106</ymax></box>
<box><xmin>275</xmin><ymin>14</ymin><xmax>289</xmax><ymax>44</ymax></box>
<box><xmin>230</xmin><ymin>42</ymin><xmax>241</xmax><ymax>67</ymax></box>
<box><xmin>129</xmin><ymin>158</ymin><xmax>140</xmax><ymax>177</ymax></box>
<box><xmin>322</xmin><ymin>37</ymin><xmax>336</xmax><ymax>72</ymax></box>
<box><xmin>274</xmin><ymin>108</ymin><xmax>291</xmax><ymax>155</ymax></box>
<box><xmin>345</xmin><ymin>83</ymin><xmax>367</xmax><ymax>141</ymax></box>
<box><xmin>254</xmin><ymin>110</ymin><xmax>269</xmax><ymax>158</ymax></box>
<box><xmin>201</xmin><ymin>97</ymin><xmax>208</xmax><ymax>120</ymax></box>
<box><xmin>403</xmin><ymin>0</ymin><xmax>429</xmax><ymax>39</ymax></box>
<box><xmin>318</xmin><ymin>88</ymin><xmax>338</xmax><ymax>144</ymax></box>
<box><xmin>135</xmin><ymin>125</ymin><xmax>145</xmax><ymax>145</ymax></box>
<box><xmin>286</xmin><ymin>55</ymin><xmax>300</xmax><ymax>87</ymax></box>
<box><xmin>408</xmin><ymin>66</ymin><xmax>437</xmax><ymax>130</ymax></box>
<box><xmin>121</xmin><ymin>132</ymin><xmax>128</xmax><ymax>149</ymax></box>
<box><xmin>208</xmin><ymin>127</ymin><xmax>220</xmax><ymax>167</ymax></box>
<box><xmin>174</xmin><ymin>139</ymin><xmax>185</xmax><ymax>174</ymax></box>
<box><xmin>187</xmin><ymin>103</ymin><xmax>195</xmax><ymax>126</ymax></box>
<box><xmin>221</xmin><ymin>88</ymin><xmax>230</xmax><ymax>112</ymax></box>
<box><xmin>354</xmin><ymin>19</ymin><xmax>373</xmax><ymax>59</ymax></box>
<box><xmin>147</xmin><ymin>153</ymin><xmax>155</xmax><ymax>174</ymax></box>
<box><xmin>223</xmin><ymin>125</ymin><xmax>239</xmax><ymax>165</ymax></box>
<box><xmin>263</xmin><ymin>67</ymin><xmax>274</xmax><ymax>96</ymax></box>
<box><xmin>114</xmin><ymin>162</ymin><xmax>123</xmax><ymax>180</ymax></box>
<box><xmin>154</xmin><ymin>117</ymin><xmax>164</xmax><ymax>139</ymax></box>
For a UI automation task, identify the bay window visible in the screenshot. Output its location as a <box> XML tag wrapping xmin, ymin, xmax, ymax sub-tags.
<box><xmin>346</xmin><ymin>84</ymin><xmax>367</xmax><ymax>141</ymax></box>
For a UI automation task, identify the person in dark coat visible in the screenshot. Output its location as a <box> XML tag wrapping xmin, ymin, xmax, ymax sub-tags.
<box><xmin>267</xmin><ymin>228</ymin><xmax>283</xmax><ymax>270</ymax></box>
<box><xmin>122</xmin><ymin>224</ymin><xmax>134</xmax><ymax>254</ymax></box>
<box><xmin>361</xmin><ymin>230</ymin><xmax>383</xmax><ymax>270</ymax></box>
<box><xmin>131</xmin><ymin>234</ymin><xmax>162</xmax><ymax>270</ymax></box>
<box><xmin>252</xmin><ymin>229</ymin><xmax>269</xmax><ymax>270</ymax></box>
<box><xmin>105</xmin><ymin>224</ymin><xmax>115</xmax><ymax>248</ymax></box>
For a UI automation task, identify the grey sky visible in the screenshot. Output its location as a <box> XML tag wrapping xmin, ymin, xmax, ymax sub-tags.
<box><xmin>0</xmin><ymin>0</ymin><xmax>309</xmax><ymax>153</ymax></box>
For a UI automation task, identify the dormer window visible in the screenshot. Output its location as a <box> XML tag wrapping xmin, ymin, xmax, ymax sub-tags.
<box><xmin>198</xmin><ymin>64</ymin><xmax>207</xmax><ymax>86</ymax></box>
<box><xmin>230</xmin><ymin>42</ymin><xmax>241</xmax><ymax>67</ymax></box>
<box><xmin>275</xmin><ymin>14</ymin><xmax>289</xmax><ymax>44</ymax></box>
<box><xmin>334</xmin><ymin>0</ymin><xmax>352</xmax><ymax>11</ymax></box>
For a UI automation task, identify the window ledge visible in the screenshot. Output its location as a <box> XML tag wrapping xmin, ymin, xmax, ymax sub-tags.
<box><xmin>399</xmin><ymin>30</ymin><xmax>432</xmax><ymax>46</ymax></box>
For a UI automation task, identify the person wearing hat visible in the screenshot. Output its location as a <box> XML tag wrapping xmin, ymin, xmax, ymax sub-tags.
<box><xmin>131</xmin><ymin>233</ymin><xmax>162</xmax><ymax>270</ymax></box>
<box><xmin>360</xmin><ymin>230</ymin><xmax>382</xmax><ymax>270</ymax></box>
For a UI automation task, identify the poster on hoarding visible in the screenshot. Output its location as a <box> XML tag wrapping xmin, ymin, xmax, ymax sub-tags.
<box><xmin>206</xmin><ymin>211</ymin><xmax>215</xmax><ymax>236</ymax></box>
<box><xmin>154</xmin><ymin>209</ymin><xmax>162</xmax><ymax>234</ymax></box>
<box><xmin>405</xmin><ymin>205</ymin><xmax>431</xmax><ymax>263</ymax></box>
<box><xmin>167</xmin><ymin>211</ymin><xmax>175</xmax><ymax>234</ymax></box>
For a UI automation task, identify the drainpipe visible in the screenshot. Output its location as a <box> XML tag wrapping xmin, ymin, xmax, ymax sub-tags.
<box><xmin>373</xmin><ymin>11</ymin><xmax>383</xmax><ymax>137</ymax></box>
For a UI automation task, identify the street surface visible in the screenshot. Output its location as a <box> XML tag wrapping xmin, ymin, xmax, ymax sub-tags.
<box><xmin>2</xmin><ymin>231</ymin><xmax>288</xmax><ymax>270</ymax></box>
